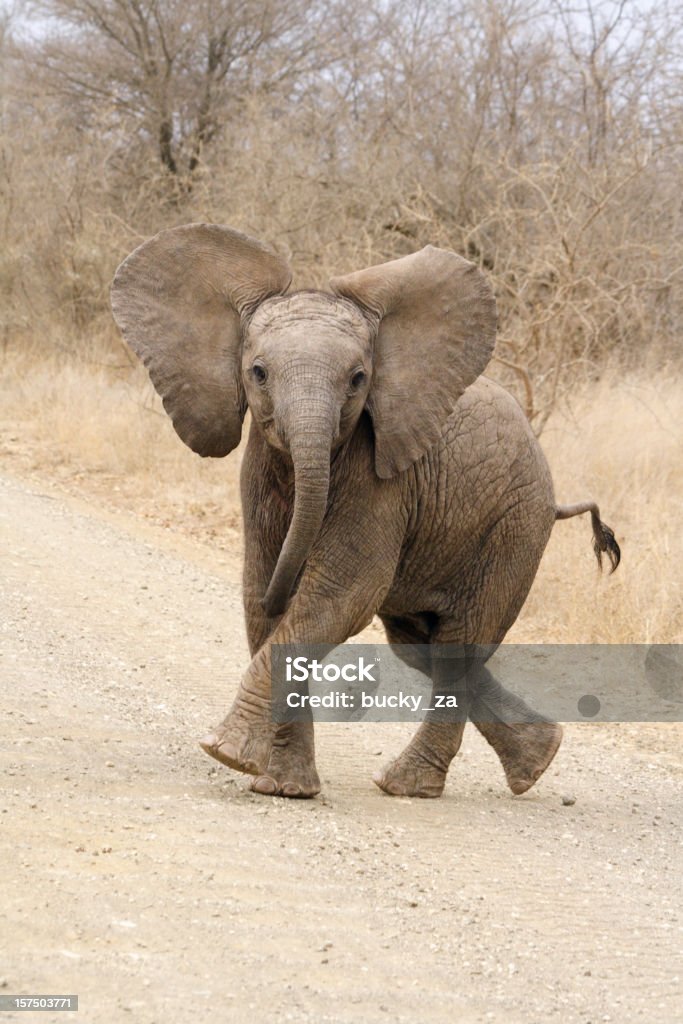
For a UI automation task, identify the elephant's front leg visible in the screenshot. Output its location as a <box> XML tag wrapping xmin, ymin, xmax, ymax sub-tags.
<box><xmin>200</xmin><ymin>642</ymin><xmax>278</xmax><ymax>777</ymax></box>
<box><xmin>200</xmin><ymin>663</ymin><xmax>320</xmax><ymax>798</ymax></box>
<box><xmin>250</xmin><ymin>720</ymin><xmax>320</xmax><ymax>799</ymax></box>
<box><xmin>200</xmin><ymin>577</ymin><xmax>392</xmax><ymax>794</ymax></box>
<box><xmin>199</xmin><ymin>626</ymin><xmax>355</xmax><ymax>788</ymax></box>
<box><xmin>199</xmin><ymin>461</ymin><xmax>321</xmax><ymax>795</ymax></box>
<box><xmin>202</xmin><ymin>541</ymin><xmax>321</xmax><ymax>795</ymax></box>
<box><xmin>373</xmin><ymin>655</ymin><xmax>468</xmax><ymax>798</ymax></box>
<box><xmin>201</xmin><ymin>431</ymin><xmax>402</xmax><ymax>796</ymax></box>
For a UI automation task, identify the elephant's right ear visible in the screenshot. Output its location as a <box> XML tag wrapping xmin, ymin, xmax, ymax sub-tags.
<box><xmin>111</xmin><ymin>224</ymin><xmax>291</xmax><ymax>457</ymax></box>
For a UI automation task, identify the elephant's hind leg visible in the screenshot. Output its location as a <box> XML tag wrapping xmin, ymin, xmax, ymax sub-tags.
<box><xmin>373</xmin><ymin>658</ymin><xmax>563</xmax><ymax>798</ymax></box>
<box><xmin>375</xmin><ymin>503</ymin><xmax>563</xmax><ymax>798</ymax></box>
<box><xmin>470</xmin><ymin>672</ymin><xmax>563</xmax><ymax>795</ymax></box>
<box><xmin>449</xmin><ymin>509</ymin><xmax>562</xmax><ymax>795</ymax></box>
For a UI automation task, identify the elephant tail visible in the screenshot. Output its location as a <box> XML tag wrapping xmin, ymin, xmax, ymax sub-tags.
<box><xmin>555</xmin><ymin>501</ymin><xmax>621</xmax><ymax>574</ymax></box>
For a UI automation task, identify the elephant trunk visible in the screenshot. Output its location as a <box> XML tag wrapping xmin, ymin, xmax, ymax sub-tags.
<box><xmin>262</xmin><ymin>407</ymin><xmax>336</xmax><ymax>618</ymax></box>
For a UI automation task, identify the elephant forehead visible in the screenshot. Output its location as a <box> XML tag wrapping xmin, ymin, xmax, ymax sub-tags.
<box><xmin>248</xmin><ymin>291</ymin><xmax>371</xmax><ymax>342</ymax></box>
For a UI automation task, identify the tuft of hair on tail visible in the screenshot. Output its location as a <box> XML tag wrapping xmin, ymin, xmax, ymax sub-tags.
<box><xmin>555</xmin><ymin>501</ymin><xmax>621</xmax><ymax>574</ymax></box>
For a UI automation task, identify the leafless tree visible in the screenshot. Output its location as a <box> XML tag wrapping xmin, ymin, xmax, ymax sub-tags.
<box><xmin>2</xmin><ymin>0</ymin><xmax>681</xmax><ymax>423</ymax></box>
<box><xmin>21</xmin><ymin>0</ymin><xmax>339</xmax><ymax>178</ymax></box>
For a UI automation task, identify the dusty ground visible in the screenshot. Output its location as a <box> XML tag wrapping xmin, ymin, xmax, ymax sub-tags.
<box><xmin>1</xmin><ymin>466</ymin><xmax>682</xmax><ymax>1024</ymax></box>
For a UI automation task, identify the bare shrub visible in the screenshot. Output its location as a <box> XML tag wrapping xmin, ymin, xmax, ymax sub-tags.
<box><xmin>1</xmin><ymin>0</ymin><xmax>681</xmax><ymax>424</ymax></box>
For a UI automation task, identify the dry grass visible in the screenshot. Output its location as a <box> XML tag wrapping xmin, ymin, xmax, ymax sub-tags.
<box><xmin>0</xmin><ymin>349</ymin><xmax>246</xmax><ymax>550</ymax></box>
<box><xmin>1</xmin><ymin>350</ymin><xmax>681</xmax><ymax>643</ymax></box>
<box><xmin>509</xmin><ymin>370</ymin><xmax>683</xmax><ymax>643</ymax></box>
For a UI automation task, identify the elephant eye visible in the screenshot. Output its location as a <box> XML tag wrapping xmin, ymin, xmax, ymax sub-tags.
<box><xmin>252</xmin><ymin>362</ymin><xmax>268</xmax><ymax>385</ymax></box>
<box><xmin>350</xmin><ymin>369</ymin><xmax>366</xmax><ymax>390</ymax></box>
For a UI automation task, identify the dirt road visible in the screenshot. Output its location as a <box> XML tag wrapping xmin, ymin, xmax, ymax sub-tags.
<box><xmin>1</xmin><ymin>470</ymin><xmax>681</xmax><ymax>1024</ymax></box>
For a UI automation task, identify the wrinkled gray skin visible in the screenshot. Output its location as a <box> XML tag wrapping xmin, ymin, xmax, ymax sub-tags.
<box><xmin>111</xmin><ymin>224</ymin><xmax>617</xmax><ymax>799</ymax></box>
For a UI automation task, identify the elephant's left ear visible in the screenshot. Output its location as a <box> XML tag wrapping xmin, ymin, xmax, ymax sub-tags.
<box><xmin>330</xmin><ymin>246</ymin><xmax>496</xmax><ymax>478</ymax></box>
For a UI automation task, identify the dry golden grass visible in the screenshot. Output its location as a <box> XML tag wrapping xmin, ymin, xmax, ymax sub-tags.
<box><xmin>510</xmin><ymin>370</ymin><xmax>683</xmax><ymax>644</ymax></box>
<box><xmin>0</xmin><ymin>348</ymin><xmax>247</xmax><ymax>550</ymax></box>
<box><xmin>1</xmin><ymin>350</ymin><xmax>681</xmax><ymax>643</ymax></box>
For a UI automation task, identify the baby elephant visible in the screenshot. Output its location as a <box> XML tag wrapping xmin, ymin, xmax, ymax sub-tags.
<box><xmin>111</xmin><ymin>224</ymin><xmax>620</xmax><ymax>799</ymax></box>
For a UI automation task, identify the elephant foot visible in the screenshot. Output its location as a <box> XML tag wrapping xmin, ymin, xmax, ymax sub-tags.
<box><xmin>251</xmin><ymin>762</ymin><xmax>321</xmax><ymax>799</ymax></box>
<box><xmin>251</xmin><ymin>723</ymin><xmax>320</xmax><ymax>798</ymax></box>
<box><xmin>200</xmin><ymin>707</ymin><xmax>275</xmax><ymax>777</ymax></box>
<box><xmin>372</xmin><ymin>749</ymin><xmax>448</xmax><ymax>799</ymax></box>
<box><xmin>482</xmin><ymin>720</ymin><xmax>563</xmax><ymax>795</ymax></box>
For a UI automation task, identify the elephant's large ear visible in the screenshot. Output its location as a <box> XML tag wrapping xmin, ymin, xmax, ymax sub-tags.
<box><xmin>111</xmin><ymin>224</ymin><xmax>292</xmax><ymax>457</ymax></box>
<box><xmin>330</xmin><ymin>246</ymin><xmax>496</xmax><ymax>478</ymax></box>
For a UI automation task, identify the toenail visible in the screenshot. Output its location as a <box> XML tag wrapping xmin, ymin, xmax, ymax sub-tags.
<box><xmin>253</xmin><ymin>777</ymin><xmax>277</xmax><ymax>794</ymax></box>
